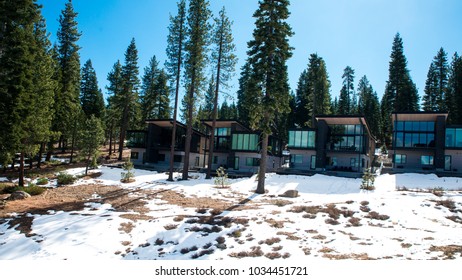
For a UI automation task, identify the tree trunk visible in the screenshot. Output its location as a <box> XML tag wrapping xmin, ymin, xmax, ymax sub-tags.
<box><xmin>206</xmin><ymin>32</ymin><xmax>223</xmax><ymax>180</ymax></box>
<box><xmin>119</xmin><ymin>104</ymin><xmax>129</xmax><ymax>161</ymax></box>
<box><xmin>182</xmin><ymin>81</ymin><xmax>195</xmax><ymax>180</ymax></box>
<box><xmin>256</xmin><ymin>132</ymin><xmax>268</xmax><ymax>194</ymax></box>
<box><xmin>108</xmin><ymin>124</ymin><xmax>113</xmax><ymax>156</ymax></box>
<box><xmin>85</xmin><ymin>154</ymin><xmax>91</xmax><ymax>176</ymax></box>
<box><xmin>37</xmin><ymin>142</ymin><xmax>45</xmax><ymax>168</ymax></box>
<box><xmin>45</xmin><ymin>140</ymin><xmax>53</xmax><ymax>162</ymax></box>
<box><xmin>18</xmin><ymin>152</ymin><xmax>25</xmax><ymax>187</ymax></box>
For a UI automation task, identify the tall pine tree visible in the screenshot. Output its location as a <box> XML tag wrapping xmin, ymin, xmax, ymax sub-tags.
<box><xmin>245</xmin><ymin>0</ymin><xmax>293</xmax><ymax>194</ymax></box>
<box><xmin>447</xmin><ymin>53</ymin><xmax>462</xmax><ymax>124</ymax></box>
<box><xmin>140</xmin><ymin>55</ymin><xmax>169</xmax><ymax>122</ymax></box>
<box><xmin>55</xmin><ymin>0</ymin><xmax>81</xmax><ymax>150</ymax></box>
<box><xmin>80</xmin><ymin>59</ymin><xmax>105</xmax><ymax>119</ymax></box>
<box><xmin>357</xmin><ymin>76</ymin><xmax>381</xmax><ymax>138</ymax></box>
<box><xmin>423</xmin><ymin>48</ymin><xmax>448</xmax><ymax>112</ymax></box>
<box><xmin>381</xmin><ymin>33</ymin><xmax>419</xmax><ymax>145</ymax></box>
<box><xmin>105</xmin><ymin>60</ymin><xmax>123</xmax><ymax>156</ymax></box>
<box><xmin>306</xmin><ymin>53</ymin><xmax>332</xmax><ymax>127</ymax></box>
<box><xmin>116</xmin><ymin>38</ymin><xmax>140</xmax><ymax>160</ymax></box>
<box><xmin>165</xmin><ymin>0</ymin><xmax>187</xmax><ymax>181</ymax></box>
<box><xmin>182</xmin><ymin>0</ymin><xmax>211</xmax><ymax>180</ymax></box>
<box><xmin>206</xmin><ymin>6</ymin><xmax>237</xmax><ymax>179</ymax></box>
<box><xmin>338</xmin><ymin>66</ymin><xmax>355</xmax><ymax>114</ymax></box>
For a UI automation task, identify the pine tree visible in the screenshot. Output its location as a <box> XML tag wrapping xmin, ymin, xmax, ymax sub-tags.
<box><xmin>447</xmin><ymin>53</ymin><xmax>462</xmax><ymax>124</ymax></box>
<box><xmin>357</xmin><ymin>76</ymin><xmax>381</xmax><ymax>138</ymax></box>
<box><xmin>422</xmin><ymin>62</ymin><xmax>439</xmax><ymax>111</ymax></box>
<box><xmin>338</xmin><ymin>66</ymin><xmax>355</xmax><ymax>114</ymax></box>
<box><xmin>80</xmin><ymin>59</ymin><xmax>104</xmax><ymax>119</ymax></box>
<box><xmin>423</xmin><ymin>48</ymin><xmax>449</xmax><ymax>112</ymax></box>
<box><xmin>182</xmin><ymin>0</ymin><xmax>211</xmax><ymax>180</ymax></box>
<box><xmin>78</xmin><ymin>115</ymin><xmax>104</xmax><ymax>175</ymax></box>
<box><xmin>116</xmin><ymin>38</ymin><xmax>140</xmax><ymax>160</ymax></box>
<box><xmin>294</xmin><ymin>69</ymin><xmax>310</xmax><ymax>127</ymax></box>
<box><xmin>202</xmin><ymin>75</ymin><xmax>216</xmax><ymax>119</ymax></box>
<box><xmin>0</xmin><ymin>1</ymin><xmax>55</xmax><ymax>186</ymax></box>
<box><xmin>206</xmin><ymin>6</ymin><xmax>237</xmax><ymax>179</ymax></box>
<box><xmin>55</xmin><ymin>0</ymin><xmax>82</xmax><ymax>151</ymax></box>
<box><xmin>140</xmin><ymin>56</ymin><xmax>170</xmax><ymax>121</ymax></box>
<box><xmin>105</xmin><ymin>61</ymin><xmax>123</xmax><ymax>156</ymax></box>
<box><xmin>381</xmin><ymin>33</ymin><xmax>419</xmax><ymax>145</ymax></box>
<box><xmin>306</xmin><ymin>53</ymin><xmax>332</xmax><ymax>127</ymax></box>
<box><xmin>236</xmin><ymin>61</ymin><xmax>252</xmax><ymax>126</ymax></box>
<box><xmin>165</xmin><ymin>0</ymin><xmax>187</xmax><ymax>181</ymax></box>
<box><xmin>245</xmin><ymin>0</ymin><xmax>293</xmax><ymax>194</ymax></box>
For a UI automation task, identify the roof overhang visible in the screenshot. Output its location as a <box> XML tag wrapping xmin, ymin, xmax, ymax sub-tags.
<box><xmin>391</xmin><ymin>112</ymin><xmax>448</xmax><ymax>122</ymax></box>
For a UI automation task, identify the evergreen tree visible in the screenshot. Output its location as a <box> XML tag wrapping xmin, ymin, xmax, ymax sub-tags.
<box><xmin>116</xmin><ymin>38</ymin><xmax>141</xmax><ymax>160</ymax></box>
<box><xmin>105</xmin><ymin>61</ymin><xmax>123</xmax><ymax>156</ymax></box>
<box><xmin>55</xmin><ymin>0</ymin><xmax>82</xmax><ymax>150</ymax></box>
<box><xmin>245</xmin><ymin>0</ymin><xmax>293</xmax><ymax>194</ymax></box>
<box><xmin>236</xmin><ymin>61</ymin><xmax>252</xmax><ymax>126</ymax></box>
<box><xmin>0</xmin><ymin>1</ymin><xmax>55</xmax><ymax>186</ymax></box>
<box><xmin>423</xmin><ymin>48</ymin><xmax>449</xmax><ymax>112</ymax></box>
<box><xmin>381</xmin><ymin>33</ymin><xmax>419</xmax><ymax>145</ymax></box>
<box><xmin>338</xmin><ymin>66</ymin><xmax>355</xmax><ymax>114</ymax></box>
<box><xmin>202</xmin><ymin>75</ymin><xmax>216</xmax><ymax>119</ymax></box>
<box><xmin>357</xmin><ymin>76</ymin><xmax>381</xmax><ymax>138</ymax></box>
<box><xmin>206</xmin><ymin>6</ymin><xmax>237</xmax><ymax>179</ymax></box>
<box><xmin>294</xmin><ymin>69</ymin><xmax>310</xmax><ymax>127</ymax></box>
<box><xmin>78</xmin><ymin>115</ymin><xmax>104</xmax><ymax>175</ymax></box>
<box><xmin>80</xmin><ymin>59</ymin><xmax>104</xmax><ymax>119</ymax></box>
<box><xmin>447</xmin><ymin>53</ymin><xmax>462</xmax><ymax>124</ymax></box>
<box><xmin>182</xmin><ymin>0</ymin><xmax>211</xmax><ymax>180</ymax></box>
<box><xmin>165</xmin><ymin>0</ymin><xmax>187</xmax><ymax>181</ymax></box>
<box><xmin>140</xmin><ymin>55</ymin><xmax>169</xmax><ymax>121</ymax></box>
<box><xmin>306</xmin><ymin>53</ymin><xmax>332</xmax><ymax>127</ymax></box>
<box><xmin>422</xmin><ymin>62</ymin><xmax>439</xmax><ymax>111</ymax></box>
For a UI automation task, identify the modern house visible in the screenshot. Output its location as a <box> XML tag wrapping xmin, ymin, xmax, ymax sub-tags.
<box><xmin>285</xmin><ymin>115</ymin><xmax>377</xmax><ymax>176</ymax></box>
<box><xmin>390</xmin><ymin>112</ymin><xmax>462</xmax><ymax>173</ymax></box>
<box><xmin>201</xmin><ymin>120</ymin><xmax>283</xmax><ymax>175</ymax></box>
<box><xmin>126</xmin><ymin>119</ymin><xmax>206</xmax><ymax>171</ymax></box>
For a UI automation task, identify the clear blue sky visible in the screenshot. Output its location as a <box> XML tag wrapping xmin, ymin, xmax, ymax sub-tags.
<box><xmin>38</xmin><ymin>0</ymin><xmax>462</xmax><ymax>107</ymax></box>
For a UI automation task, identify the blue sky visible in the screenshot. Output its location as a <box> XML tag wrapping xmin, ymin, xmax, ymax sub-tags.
<box><xmin>38</xmin><ymin>0</ymin><xmax>462</xmax><ymax>106</ymax></box>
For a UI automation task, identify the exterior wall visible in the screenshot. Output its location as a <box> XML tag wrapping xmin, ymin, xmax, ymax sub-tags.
<box><xmin>129</xmin><ymin>148</ymin><xmax>146</xmax><ymax>165</ymax></box>
<box><xmin>326</xmin><ymin>152</ymin><xmax>370</xmax><ymax>172</ymax></box>
<box><xmin>210</xmin><ymin>152</ymin><xmax>229</xmax><ymax>171</ymax></box>
<box><xmin>287</xmin><ymin>149</ymin><xmax>316</xmax><ymax>170</ymax></box>
<box><xmin>391</xmin><ymin>149</ymin><xmax>435</xmax><ymax>170</ymax></box>
<box><xmin>445</xmin><ymin>150</ymin><xmax>462</xmax><ymax>172</ymax></box>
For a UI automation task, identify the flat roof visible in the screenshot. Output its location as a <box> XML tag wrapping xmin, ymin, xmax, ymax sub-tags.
<box><xmin>145</xmin><ymin>119</ymin><xmax>206</xmax><ymax>136</ymax></box>
<box><xmin>315</xmin><ymin>115</ymin><xmax>367</xmax><ymax>125</ymax></box>
<box><xmin>201</xmin><ymin>119</ymin><xmax>250</xmax><ymax>131</ymax></box>
<box><xmin>391</xmin><ymin>112</ymin><xmax>448</xmax><ymax>122</ymax></box>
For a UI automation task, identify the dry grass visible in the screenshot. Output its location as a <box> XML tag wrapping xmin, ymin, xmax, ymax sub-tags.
<box><xmin>118</xmin><ymin>222</ymin><xmax>135</xmax><ymax>233</ymax></box>
<box><xmin>259</xmin><ymin>237</ymin><xmax>281</xmax><ymax>245</ymax></box>
<box><xmin>366</xmin><ymin>211</ymin><xmax>390</xmax><ymax>220</ymax></box>
<box><xmin>348</xmin><ymin>217</ymin><xmax>362</xmax><ymax>227</ymax></box>
<box><xmin>229</xmin><ymin>246</ymin><xmax>264</xmax><ymax>258</ymax></box>
<box><xmin>164</xmin><ymin>224</ymin><xmax>178</xmax><ymax>230</ymax></box>
<box><xmin>277</xmin><ymin>231</ymin><xmax>301</xmax><ymax>240</ymax></box>
<box><xmin>429</xmin><ymin>245</ymin><xmax>462</xmax><ymax>259</ymax></box>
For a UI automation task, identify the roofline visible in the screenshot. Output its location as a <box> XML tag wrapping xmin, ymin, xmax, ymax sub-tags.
<box><xmin>145</xmin><ymin>118</ymin><xmax>207</xmax><ymax>137</ymax></box>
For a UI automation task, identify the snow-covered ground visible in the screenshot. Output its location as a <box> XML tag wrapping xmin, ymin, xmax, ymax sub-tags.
<box><xmin>1</xmin><ymin>166</ymin><xmax>461</xmax><ymax>261</ymax></box>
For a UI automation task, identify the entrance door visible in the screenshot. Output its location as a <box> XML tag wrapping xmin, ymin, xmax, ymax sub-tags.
<box><xmin>445</xmin><ymin>155</ymin><xmax>452</xmax><ymax>171</ymax></box>
<box><xmin>310</xmin><ymin>155</ymin><xmax>316</xmax><ymax>170</ymax></box>
<box><xmin>234</xmin><ymin>157</ymin><xmax>239</xmax><ymax>170</ymax></box>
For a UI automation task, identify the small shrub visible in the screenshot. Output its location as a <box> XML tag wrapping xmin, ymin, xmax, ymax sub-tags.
<box><xmin>259</xmin><ymin>237</ymin><xmax>281</xmax><ymax>245</ymax></box>
<box><xmin>120</xmin><ymin>161</ymin><xmax>135</xmax><ymax>183</ymax></box>
<box><xmin>216</xmin><ymin>236</ymin><xmax>226</xmax><ymax>244</ymax></box>
<box><xmin>36</xmin><ymin>177</ymin><xmax>49</xmax><ymax>185</ymax></box>
<box><xmin>164</xmin><ymin>224</ymin><xmax>178</xmax><ymax>230</ymax></box>
<box><xmin>325</xmin><ymin>218</ymin><xmax>340</xmax><ymax>225</ymax></box>
<box><xmin>203</xmin><ymin>243</ymin><xmax>212</xmax><ymax>249</ymax></box>
<box><xmin>57</xmin><ymin>172</ymin><xmax>76</xmax><ymax>185</ymax></box>
<box><xmin>214</xmin><ymin>167</ymin><xmax>229</xmax><ymax>188</ymax></box>
<box><xmin>272</xmin><ymin>245</ymin><xmax>283</xmax><ymax>251</ymax></box>
<box><xmin>231</xmin><ymin>229</ymin><xmax>242</xmax><ymax>238</ymax></box>
<box><xmin>348</xmin><ymin>217</ymin><xmax>362</xmax><ymax>227</ymax></box>
<box><xmin>360</xmin><ymin>168</ymin><xmax>375</xmax><ymax>191</ymax></box>
<box><xmin>180</xmin><ymin>248</ymin><xmax>190</xmax><ymax>254</ymax></box>
<box><xmin>24</xmin><ymin>184</ymin><xmax>46</xmax><ymax>196</ymax></box>
<box><xmin>196</xmin><ymin>208</ymin><xmax>207</xmax><ymax>214</ymax></box>
<box><xmin>154</xmin><ymin>238</ymin><xmax>164</xmax><ymax>246</ymax></box>
<box><xmin>432</xmin><ymin>187</ymin><xmax>444</xmax><ymax>197</ymax></box>
<box><xmin>265</xmin><ymin>252</ymin><xmax>281</xmax><ymax>259</ymax></box>
<box><xmin>366</xmin><ymin>211</ymin><xmax>390</xmax><ymax>220</ymax></box>
<box><xmin>209</xmin><ymin>209</ymin><xmax>222</xmax><ymax>216</ymax></box>
<box><xmin>173</xmin><ymin>216</ymin><xmax>185</xmax><ymax>222</ymax></box>
<box><xmin>435</xmin><ymin>199</ymin><xmax>456</xmax><ymax>210</ymax></box>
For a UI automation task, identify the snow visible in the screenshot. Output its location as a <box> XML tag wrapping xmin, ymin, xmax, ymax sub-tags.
<box><xmin>1</xmin><ymin>166</ymin><xmax>462</xmax><ymax>261</ymax></box>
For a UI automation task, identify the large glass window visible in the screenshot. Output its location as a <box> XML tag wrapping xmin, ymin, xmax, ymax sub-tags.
<box><xmin>215</xmin><ymin>127</ymin><xmax>230</xmax><ymax>136</ymax></box>
<box><xmin>288</xmin><ymin>130</ymin><xmax>316</xmax><ymax>148</ymax></box>
<box><xmin>290</xmin><ymin>154</ymin><xmax>303</xmax><ymax>164</ymax></box>
<box><xmin>246</xmin><ymin>157</ymin><xmax>259</xmax><ymax>166</ymax></box>
<box><xmin>395</xmin><ymin>154</ymin><xmax>407</xmax><ymax>164</ymax></box>
<box><xmin>421</xmin><ymin>155</ymin><xmax>434</xmax><ymax>165</ymax></box>
<box><xmin>126</xmin><ymin>131</ymin><xmax>147</xmax><ymax>148</ymax></box>
<box><xmin>447</xmin><ymin>128</ymin><xmax>462</xmax><ymax>148</ymax></box>
<box><xmin>394</xmin><ymin>121</ymin><xmax>436</xmax><ymax>149</ymax></box>
<box><xmin>231</xmin><ymin>133</ymin><xmax>259</xmax><ymax>151</ymax></box>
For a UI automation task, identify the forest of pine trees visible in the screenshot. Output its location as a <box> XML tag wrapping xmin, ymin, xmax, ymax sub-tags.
<box><xmin>1</xmin><ymin>0</ymin><xmax>462</xmax><ymax>190</ymax></box>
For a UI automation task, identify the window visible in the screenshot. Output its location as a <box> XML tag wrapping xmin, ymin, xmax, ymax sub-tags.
<box><xmin>246</xmin><ymin>158</ymin><xmax>259</xmax><ymax>166</ymax></box>
<box><xmin>215</xmin><ymin>127</ymin><xmax>230</xmax><ymax>136</ymax></box>
<box><xmin>157</xmin><ymin>154</ymin><xmax>166</xmax><ymax>162</ymax></box>
<box><xmin>445</xmin><ymin>155</ymin><xmax>451</xmax><ymax>171</ymax></box>
<box><xmin>231</xmin><ymin>133</ymin><xmax>259</xmax><ymax>151</ymax></box>
<box><xmin>288</xmin><ymin>130</ymin><xmax>316</xmax><ymax>148</ymax></box>
<box><xmin>310</xmin><ymin>155</ymin><xmax>316</xmax><ymax>170</ymax></box>
<box><xmin>350</xmin><ymin>158</ymin><xmax>357</xmax><ymax>167</ymax></box>
<box><xmin>213</xmin><ymin>156</ymin><xmax>218</xmax><ymax>164</ymax></box>
<box><xmin>130</xmin><ymin>152</ymin><xmax>139</xmax><ymax>160</ymax></box>
<box><xmin>421</xmin><ymin>155</ymin><xmax>434</xmax><ymax>165</ymax></box>
<box><xmin>446</xmin><ymin>128</ymin><xmax>462</xmax><ymax>148</ymax></box>
<box><xmin>194</xmin><ymin>157</ymin><xmax>200</xmax><ymax>167</ymax></box>
<box><xmin>234</xmin><ymin>157</ymin><xmax>239</xmax><ymax>170</ymax></box>
<box><xmin>290</xmin><ymin>154</ymin><xmax>303</xmax><ymax>164</ymax></box>
<box><xmin>395</xmin><ymin>154</ymin><xmax>406</xmax><ymax>164</ymax></box>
